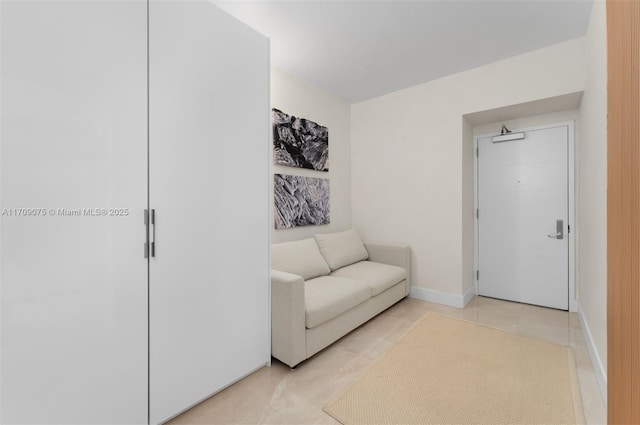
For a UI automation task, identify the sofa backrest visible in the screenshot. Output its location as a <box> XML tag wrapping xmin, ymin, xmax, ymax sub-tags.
<box><xmin>271</xmin><ymin>238</ymin><xmax>330</xmax><ymax>280</ymax></box>
<box><xmin>314</xmin><ymin>229</ymin><xmax>369</xmax><ymax>271</ymax></box>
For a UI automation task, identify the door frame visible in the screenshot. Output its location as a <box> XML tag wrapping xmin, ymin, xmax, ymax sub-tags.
<box><xmin>473</xmin><ymin>120</ymin><xmax>576</xmax><ymax>312</ymax></box>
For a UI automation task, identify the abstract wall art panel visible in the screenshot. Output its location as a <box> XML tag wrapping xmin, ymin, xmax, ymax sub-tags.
<box><xmin>272</xmin><ymin>108</ymin><xmax>329</xmax><ymax>171</ymax></box>
<box><xmin>274</xmin><ymin>174</ymin><xmax>330</xmax><ymax>229</ymax></box>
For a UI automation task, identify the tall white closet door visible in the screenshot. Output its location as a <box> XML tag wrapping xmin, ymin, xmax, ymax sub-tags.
<box><xmin>0</xmin><ymin>1</ymin><xmax>148</xmax><ymax>424</ymax></box>
<box><xmin>148</xmin><ymin>2</ymin><xmax>270</xmax><ymax>423</ymax></box>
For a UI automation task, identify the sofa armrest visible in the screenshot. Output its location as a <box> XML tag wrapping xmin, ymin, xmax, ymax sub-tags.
<box><xmin>364</xmin><ymin>242</ymin><xmax>411</xmax><ymax>292</ymax></box>
<box><xmin>271</xmin><ymin>270</ymin><xmax>307</xmax><ymax>368</ymax></box>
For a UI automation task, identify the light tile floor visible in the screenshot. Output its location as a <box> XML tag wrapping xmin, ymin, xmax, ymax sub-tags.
<box><xmin>168</xmin><ymin>296</ymin><xmax>607</xmax><ymax>425</ymax></box>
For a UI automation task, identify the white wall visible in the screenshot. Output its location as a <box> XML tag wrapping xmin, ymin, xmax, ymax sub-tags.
<box><xmin>577</xmin><ymin>0</ymin><xmax>608</xmax><ymax>402</ymax></box>
<box><xmin>351</xmin><ymin>38</ymin><xmax>586</xmax><ymax>304</ymax></box>
<box><xmin>271</xmin><ymin>67</ymin><xmax>351</xmax><ymax>243</ymax></box>
<box><xmin>472</xmin><ymin>110</ymin><xmax>580</xmax><ymax>137</ymax></box>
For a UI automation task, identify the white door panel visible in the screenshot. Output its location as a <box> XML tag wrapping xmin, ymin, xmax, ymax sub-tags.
<box><xmin>1</xmin><ymin>2</ymin><xmax>148</xmax><ymax>423</ymax></box>
<box><xmin>148</xmin><ymin>2</ymin><xmax>269</xmax><ymax>423</ymax></box>
<box><xmin>478</xmin><ymin>126</ymin><xmax>569</xmax><ymax>310</ymax></box>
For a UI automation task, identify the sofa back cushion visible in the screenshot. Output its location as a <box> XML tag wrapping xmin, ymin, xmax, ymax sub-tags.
<box><xmin>314</xmin><ymin>229</ymin><xmax>369</xmax><ymax>271</ymax></box>
<box><xmin>271</xmin><ymin>238</ymin><xmax>330</xmax><ymax>280</ymax></box>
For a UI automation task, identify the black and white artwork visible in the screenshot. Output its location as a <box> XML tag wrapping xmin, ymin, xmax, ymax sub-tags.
<box><xmin>274</xmin><ymin>174</ymin><xmax>330</xmax><ymax>229</ymax></box>
<box><xmin>272</xmin><ymin>108</ymin><xmax>329</xmax><ymax>172</ymax></box>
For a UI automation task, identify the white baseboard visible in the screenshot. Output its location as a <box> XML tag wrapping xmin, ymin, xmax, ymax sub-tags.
<box><xmin>578</xmin><ymin>306</ymin><xmax>607</xmax><ymax>406</ymax></box>
<box><xmin>462</xmin><ymin>286</ymin><xmax>475</xmax><ymax>307</ymax></box>
<box><xmin>410</xmin><ymin>286</ymin><xmax>475</xmax><ymax>309</ymax></box>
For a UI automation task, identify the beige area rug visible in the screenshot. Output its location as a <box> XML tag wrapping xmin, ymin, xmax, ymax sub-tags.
<box><xmin>324</xmin><ymin>313</ymin><xmax>584</xmax><ymax>425</ymax></box>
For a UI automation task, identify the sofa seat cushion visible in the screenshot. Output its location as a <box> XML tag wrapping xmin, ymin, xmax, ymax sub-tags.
<box><xmin>305</xmin><ymin>276</ymin><xmax>372</xmax><ymax>329</ymax></box>
<box><xmin>330</xmin><ymin>261</ymin><xmax>406</xmax><ymax>296</ymax></box>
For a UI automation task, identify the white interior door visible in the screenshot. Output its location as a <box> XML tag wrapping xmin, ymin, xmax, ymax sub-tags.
<box><xmin>148</xmin><ymin>2</ymin><xmax>270</xmax><ymax>423</ymax></box>
<box><xmin>477</xmin><ymin>125</ymin><xmax>569</xmax><ymax>310</ymax></box>
<box><xmin>1</xmin><ymin>2</ymin><xmax>148</xmax><ymax>423</ymax></box>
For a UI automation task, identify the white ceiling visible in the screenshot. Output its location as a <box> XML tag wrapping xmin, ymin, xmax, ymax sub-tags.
<box><xmin>214</xmin><ymin>0</ymin><xmax>593</xmax><ymax>103</ymax></box>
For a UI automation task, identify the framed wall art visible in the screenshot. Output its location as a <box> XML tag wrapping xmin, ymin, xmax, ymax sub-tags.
<box><xmin>272</xmin><ymin>108</ymin><xmax>329</xmax><ymax>172</ymax></box>
<box><xmin>274</xmin><ymin>173</ymin><xmax>329</xmax><ymax>229</ymax></box>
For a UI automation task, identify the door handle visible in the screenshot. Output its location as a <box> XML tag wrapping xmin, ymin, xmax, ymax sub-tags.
<box><xmin>548</xmin><ymin>220</ymin><xmax>564</xmax><ymax>240</ymax></box>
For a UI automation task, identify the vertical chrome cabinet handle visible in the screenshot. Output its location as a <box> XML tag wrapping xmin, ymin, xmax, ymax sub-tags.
<box><xmin>151</xmin><ymin>209</ymin><xmax>156</xmax><ymax>257</ymax></box>
<box><xmin>144</xmin><ymin>209</ymin><xmax>150</xmax><ymax>258</ymax></box>
<box><xmin>547</xmin><ymin>220</ymin><xmax>564</xmax><ymax>239</ymax></box>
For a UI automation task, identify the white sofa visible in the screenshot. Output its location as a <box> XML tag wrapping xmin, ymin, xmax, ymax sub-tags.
<box><xmin>271</xmin><ymin>229</ymin><xmax>411</xmax><ymax>368</ymax></box>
